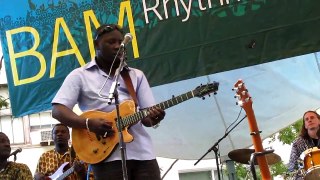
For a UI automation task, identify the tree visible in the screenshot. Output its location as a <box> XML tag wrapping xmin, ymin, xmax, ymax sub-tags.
<box><xmin>0</xmin><ymin>95</ymin><xmax>9</xmax><ymax>109</ymax></box>
<box><xmin>272</xmin><ymin>120</ymin><xmax>302</xmax><ymax>145</ymax></box>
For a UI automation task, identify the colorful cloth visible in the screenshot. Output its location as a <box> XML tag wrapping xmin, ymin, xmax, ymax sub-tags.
<box><xmin>0</xmin><ymin>161</ymin><xmax>32</xmax><ymax>180</ymax></box>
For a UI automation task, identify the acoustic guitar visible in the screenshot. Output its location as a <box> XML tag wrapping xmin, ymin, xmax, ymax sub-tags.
<box><xmin>72</xmin><ymin>82</ymin><xmax>219</xmax><ymax>164</ymax></box>
<box><xmin>48</xmin><ymin>161</ymin><xmax>83</xmax><ymax>180</ymax></box>
<box><xmin>234</xmin><ymin>79</ymin><xmax>271</xmax><ymax>179</ymax></box>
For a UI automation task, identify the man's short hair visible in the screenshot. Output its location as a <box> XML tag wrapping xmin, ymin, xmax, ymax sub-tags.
<box><xmin>94</xmin><ymin>24</ymin><xmax>124</xmax><ymax>40</ymax></box>
<box><xmin>51</xmin><ymin>123</ymin><xmax>70</xmax><ymax>138</ymax></box>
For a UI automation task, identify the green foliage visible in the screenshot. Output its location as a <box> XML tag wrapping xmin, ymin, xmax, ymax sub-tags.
<box><xmin>269</xmin><ymin>120</ymin><xmax>302</xmax><ymax>145</ymax></box>
<box><xmin>270</xmin><ymin>161</ymin><xmax>288</xmax><ymax>177</ymax></box>
<box><xmin>0</xmin><ymin>95</ymin><xmax>9</xmax><ymax>109</ymax></box>
<box><xmin>235</xmin><ymin>163</ymin><xmax>248</xmax><ymax>178</ymax></box>
<box><xmin>277</xmin><ymin>120</ymin><xmax>303</xmax><ymax>145</ymax></box>
<box><xmin>235</xmin><ymin>163</ymin><xmax>262</xmax><ymax>180</ymax></box>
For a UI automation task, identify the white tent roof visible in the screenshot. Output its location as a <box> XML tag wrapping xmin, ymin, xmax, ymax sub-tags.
<box><xmin>148</xmin><ymin>52</ymin><xmax>320</xmax><ymax>160</ymax></box>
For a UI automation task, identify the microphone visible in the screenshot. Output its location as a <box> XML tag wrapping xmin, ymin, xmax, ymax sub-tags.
<box><xmin>120</xmin><ymin>33</ymin><xmax>133</xmax><ymax>48</ymax></box>
<box><xmin>10</xmin><ymin>147</ymin><xmax>22</xmax><ymax>156</ymax></box>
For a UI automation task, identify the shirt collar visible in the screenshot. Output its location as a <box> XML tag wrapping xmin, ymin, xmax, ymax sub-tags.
<box><xmin>84</xmin><ymin>58</ymin><xmax>98</xmax><ymax>70</ymax></box>
<box><xmin>54</xmin><ymin>147</ymin><xmax>70</xmax><ymax>156</ymax></box>
<box><xmin>85</xmin><ymin>58</ymin><xmax>130</xmax><ymax>72</ymax></box>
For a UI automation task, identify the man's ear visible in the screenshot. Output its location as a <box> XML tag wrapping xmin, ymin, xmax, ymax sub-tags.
<box><xmin>94</xmin><ymin>40</ymin><xmax>100</xmax><ymax>50</ymax></box>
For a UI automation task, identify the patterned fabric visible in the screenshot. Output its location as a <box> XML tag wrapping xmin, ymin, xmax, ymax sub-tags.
<box><xmin>0</xmin><ymin>161</ymin><xmax>33</xmax><ymax>180</ymax></box>
<box><xmin>35</xmin><ymin>148</ymin><xmax>78</xmax><ymax>180</ymax></box>
<box><xmin>288</xmin><ymin>136</ymin><xmax>316</xmax><ymax>179</ymax></box>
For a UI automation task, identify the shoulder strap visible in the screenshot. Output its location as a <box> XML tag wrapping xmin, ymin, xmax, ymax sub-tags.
<box><xmin>70</xmin><ymin>146</ymin><xmax>76</xmax><ymax>162</ymax></box>
<box><xmin>121</xmin><ymin>70</ymin><xmax>138</xmax><ymax>106</ymax></box>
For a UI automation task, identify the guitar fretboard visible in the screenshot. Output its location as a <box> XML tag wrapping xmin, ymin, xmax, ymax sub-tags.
<box><xmin>57</xmin><ymin>166</ymin><xmax>74</xmax><ymax>180</ymax></box>
<box><xmin>121</xmin><ymin>90</ymin><xmax>195</xmax><ymax>128</ymax></box>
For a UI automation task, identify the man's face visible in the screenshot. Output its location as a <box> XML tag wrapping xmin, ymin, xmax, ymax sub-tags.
<box><xmin>95</xmin><ymin>30</ymin><xmax>124</xmax><ymax>64</ymax></box>
<box><xmin>52</xmin><ymin>125</ymin><xmax>70</xmax><ymax>146</ymax></box>
<box><xmin>0</xmin><ymin>133</ymin><xmax>11</xmax><ymax>159</ymax></box>
<box><xmin>304</xmin><ymin>112</ymin><xmax>320</xmax><ymax>130</ymax></box>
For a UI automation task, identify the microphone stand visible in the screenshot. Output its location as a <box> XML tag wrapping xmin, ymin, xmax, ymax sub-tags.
<box><xmin>194</xmin><ymin>115</ymin><xmax>247</xmax><ymax>180</ymax></box>
<box><xmin>13</xmin><ymin>154</ymin><xmax>17</xmax><ymax>162</ymax></box>
<box><xmin>107</xmin><ymin>49</ymin><xmax>128</xmax><ymax>180</ymax></box>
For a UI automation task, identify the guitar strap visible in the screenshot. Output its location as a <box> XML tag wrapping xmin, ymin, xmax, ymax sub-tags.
<box><xmin>121</xmin><ymin>69</ymin><xmax>138</xmax><ymax>107</ymax></box>
<box><xmin>70</xmin><ymin>146</ymin><xmax>76</xmax><ymax>162</ymax></box>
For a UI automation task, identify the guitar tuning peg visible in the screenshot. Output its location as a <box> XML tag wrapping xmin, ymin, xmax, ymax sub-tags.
<box><xmin>172</xmin><ymin>95</ymin><xmax>175</xmax><ymax>98</ymax></box>
<box><xmin>245</xmin><ymin>97</ymin><xmax>252</xmax><ymax>102</ymax></box>
<box><xmin>214</xmin><ymin>92</ymin><xmax>217</xmax><ymax>95</ymax></box>
<box><xmin>237</xmin><ymin>101</ymin><xmax>243</xmax><ymax>106</ymax></box>
<box><xmin>208</xmin><ymin>94</ymin><xmax>211</xmax><ymax>97</ymax></box>
<box><xmin>202</xmin><ymin>97</ymin><xmax>205</xmax><ymax>100</ymax></box>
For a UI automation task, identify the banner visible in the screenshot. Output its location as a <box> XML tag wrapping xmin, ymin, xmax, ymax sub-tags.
<box><xmin>1</xmin><ymin>0</ymin><xmax>320</xmax><ymax>117</ymax></box>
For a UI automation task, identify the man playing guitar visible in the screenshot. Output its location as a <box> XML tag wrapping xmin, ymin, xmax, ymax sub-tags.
<box><xmin>34</xmin><ymin>124</ymin><xmax>90</xmax><ymax>180</ymax></box>
<box><xmin>51</xmin><ymin>24</ymin><xmax>166</xmax><ymax>180</ymax></box>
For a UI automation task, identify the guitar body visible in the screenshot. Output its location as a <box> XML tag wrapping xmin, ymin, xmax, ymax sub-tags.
<box><xmin>48</xmin><ymin>162</ymin><xmax>69</xmax><ymax>180</ymax></box>
<box><xmin>72</xmin><ymin>100</ymin><xmax>136</xmax><ymax>164</ymax></box>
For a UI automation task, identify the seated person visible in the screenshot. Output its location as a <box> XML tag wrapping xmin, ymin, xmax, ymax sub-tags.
<box><xmin>0</xmin><ymin>132</ymin><xmax>33</xmax><ymax>179</ymax></box>
<box><xmin>288</xmin><ymin>110</ymin><xmax>320</xmax><ymax>179</ymax></box>
<box><xmin>34</xmin><ymin>124</ymin><xmax>91</xmax><ymax>180</ymax></box>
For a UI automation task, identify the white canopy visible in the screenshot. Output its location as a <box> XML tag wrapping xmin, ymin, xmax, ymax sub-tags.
<box><xmin>148</xmin><ymin>52</ymin><xmax>320</xmax><ymax>160</ymax></box>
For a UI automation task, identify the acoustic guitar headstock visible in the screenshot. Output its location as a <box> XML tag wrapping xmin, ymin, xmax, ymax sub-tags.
<box><xmin>233</xmin><ymin>79</ymin><xmax>252</xmax><ymax>110</ymax></box>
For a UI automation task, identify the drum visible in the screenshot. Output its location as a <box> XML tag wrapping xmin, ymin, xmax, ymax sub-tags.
<box><xmin>303</xmin><ymin>147</ymin><xmax>320</xmax><ymax>179</ymax></box>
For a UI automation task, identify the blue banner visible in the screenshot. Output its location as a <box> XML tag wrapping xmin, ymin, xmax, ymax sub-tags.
<box><xmin>1</xmin><ymin>0</ymin><xmax>320</xmax><ymax>117</ymax></box>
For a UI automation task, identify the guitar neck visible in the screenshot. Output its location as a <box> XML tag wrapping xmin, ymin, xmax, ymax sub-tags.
<box><xmin>56</xmin><ymin>166</ymin><xmax>74</xmax><ymax>180</ymax></box>
<box><xmin>233</xmin><ymin>79</ymin><xmax>271</xmax><ymax>179</ymax></box>
<box><xmin>245</xmin><ymin>108</ymin><xmax>271</xmax><ymax>179</ymax></box>
<box><xmin>121</xmin><ymin>90</ymin><xmax>195</xmax><ymax>128</ymax></box>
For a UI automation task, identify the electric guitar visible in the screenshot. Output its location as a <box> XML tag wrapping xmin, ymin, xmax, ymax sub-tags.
<box><xmin>72</xmin><ymin>82</ymin><xmax>219</xmax><ymax>164</ymax></box>
<box><xmin>233</xmin><ymin>79</ymin><xmax>271</xmax><ymax>179</ymax></box>
<box><xmin>48</xmin><ymin>161</ymin><xmax>81</xmax><ymax>180</ymax></box>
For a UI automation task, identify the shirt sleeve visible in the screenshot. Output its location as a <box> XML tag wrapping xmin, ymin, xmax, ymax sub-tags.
<box><xmin>35</xmin><ymin>153</ymin><xmax>46</xmax><ymax>174</ymax></box>
<box><xmin>18</xmin><ymin>164</ymin><xmax>33</xmax><ymax>180</ymax></box>
<box><xmin>52</xmin><ymin>70</ymin><xmax>82</xmax><ymax>109</ymax></box>
<box><xmin>288</xmin><ymin>140</ymin><xmax>300</xmax><ymax>172</ymax></box>
<box><xmin>134</xmin><ymin>70</ymin><xmax>156</xmax><ymax>109</ymax></box>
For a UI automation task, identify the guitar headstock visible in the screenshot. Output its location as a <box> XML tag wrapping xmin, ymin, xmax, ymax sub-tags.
<box><xmin>233</xmin><ymin>79</ymin><xmax>252</xmax><ymax>110</ymax></box>
<box><xmin>193</xmin><ymin>82</ymin><xmax>219</xmax><ymax>99</ymax></box>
